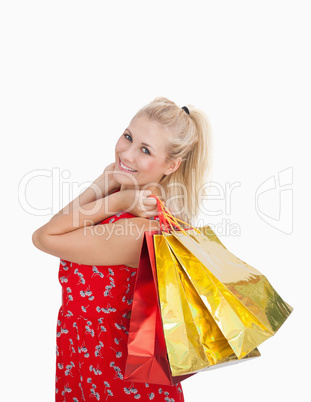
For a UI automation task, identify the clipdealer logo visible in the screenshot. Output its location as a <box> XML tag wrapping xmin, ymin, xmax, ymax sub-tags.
<box><xmin>19</xmin><ymin>166</ymin><xmax>294</xmax><ymax>235</ymax></box>
<box><xmin>255</xmin><ymin>167</ymin><xmax>293</xmax><ymax>234</ymax></box>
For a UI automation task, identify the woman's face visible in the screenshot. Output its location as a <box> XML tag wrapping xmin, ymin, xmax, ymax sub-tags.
<box><xmin>113</xmin><ymin>115</ymin><xmax>180</xmax><ymax>191</ymax></box>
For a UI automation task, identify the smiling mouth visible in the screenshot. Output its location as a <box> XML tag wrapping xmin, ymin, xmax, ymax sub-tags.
<box><xmin>119</xmin><ymin>158</ymin><xmax>137</xmax><ymax>172</ymax></box>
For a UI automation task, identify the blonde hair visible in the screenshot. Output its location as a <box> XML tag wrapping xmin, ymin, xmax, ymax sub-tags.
<box><xmin>132</xmin><ymin>96</ymin><xmax>213</xmax><ymax>226</ymax></box>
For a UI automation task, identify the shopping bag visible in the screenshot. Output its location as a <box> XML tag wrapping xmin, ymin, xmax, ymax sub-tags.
<box><xmin>151</xmin><ymin>196</ymin><xmax>293</xmax><ymax>363</ymax></box>
<box><xmin>124</xmin><ymin>229</ymin><xmax>194</xmax><ymax>385</ymax></box>
<box><xmin>161</xmin><ymin>226</ymin><xmax>293</xmax><ymax>360</ymax></box>
<box><xmin>125</xmin><ymin>227</ymin><xmax>261</xmax><ymax>384</ymax></box>
<box><xmin>154</xmin><ymin>232</ymin><xmax>260</xmax><ymax>377</ymax></box>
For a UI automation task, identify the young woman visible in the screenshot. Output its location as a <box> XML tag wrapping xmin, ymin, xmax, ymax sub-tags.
<box><xmin>32</xmin><ymin>97</ymin><xmax>213</xmax><ymax>401</ymax></box>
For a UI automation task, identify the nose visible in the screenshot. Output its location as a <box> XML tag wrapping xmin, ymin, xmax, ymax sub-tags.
<box><xmin>121</xmin><ymin>147</ymin><xmax>136</xmax><ymax>164</ymax></box>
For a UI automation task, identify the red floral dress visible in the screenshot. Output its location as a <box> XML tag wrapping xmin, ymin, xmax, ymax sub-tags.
<box><xmin>55</xmin><ymin>211</ymin><xmax>184</xmax><ymax>402</ymax></box>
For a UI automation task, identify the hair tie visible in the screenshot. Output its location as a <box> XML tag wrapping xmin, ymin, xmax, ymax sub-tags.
<box><xmin>181</xmin><ymin>106</ymin><xmax>190</xmax><ymax>115</ymax></box>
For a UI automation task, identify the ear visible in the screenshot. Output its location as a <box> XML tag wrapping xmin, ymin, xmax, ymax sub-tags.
<box><xmin>163</xmin><ymin>157</ymin><xmax>182</xmax><ymax>176</ymax></box>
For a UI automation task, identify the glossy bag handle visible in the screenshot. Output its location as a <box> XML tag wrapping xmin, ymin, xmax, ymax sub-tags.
<box><xmin>149</xmin><ymin>195</ymin><xmax>201</xmax><ymax>235</ymax></box>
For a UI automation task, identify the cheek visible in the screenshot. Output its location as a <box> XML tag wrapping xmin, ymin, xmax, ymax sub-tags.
<box><xmin>115</xmin><ymin>137</ymin><xmax>126</xmax><ymax>152</ymax></box>
<box><xmin>140</xmin><ymin>159</ymin><xmax>162</xmax><ymax>173</ymax></box>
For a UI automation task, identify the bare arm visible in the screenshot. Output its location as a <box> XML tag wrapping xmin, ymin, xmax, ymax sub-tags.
<box><xmin>33</xmin><ymin>185</ymin><xmax>157</xmax><ymax>237</ymax></box>
<box><xmin>32</xmin><ymin>159</ymin><xmax>159</xmax><ymax>265</ymax></box>
<box><xmin>33</xmin><ymin>191</ymin><xmax>126</xmax><ymax>239</ymax></box>
<box><xmin>55</xmin><ymin>164</ymin><xmax>120</xmax><ymax>216</ymax></box>
<box><xmin>32</xmin><ymin>216</ymin><xmax>160</xmax><ymax>267</ymax></box>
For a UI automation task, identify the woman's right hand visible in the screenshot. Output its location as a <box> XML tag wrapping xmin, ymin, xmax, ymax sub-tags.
<box><xmin>119</xmin><ymin>189</ymin><xmax>160</xmax><ymax>218</ymax></box>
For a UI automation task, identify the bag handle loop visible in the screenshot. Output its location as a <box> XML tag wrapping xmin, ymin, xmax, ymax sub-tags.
<box><xmin>149</xmin><ymin>195</ymin><xmax>201</xmax><ymax>235</ymax></box>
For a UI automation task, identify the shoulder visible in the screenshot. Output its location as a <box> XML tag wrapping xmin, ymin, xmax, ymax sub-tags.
<box><xmin>34</xmin><ymin>215</ymin><xmax>161</xmax><ymax>267</ymax></box>
<box><xmin>92</xmin><ymin>217</ymin><xmax>160</xmax><ymax>267</ymax></box>
<box><xmin>100</xmin><ymin>211</ymin><xmax>160</xmax><ymax>228</ymax></box>
<box><xmin>108</xmin><ymin>216</ymin><xmax>160</xmax><ymax>234</ymax></box>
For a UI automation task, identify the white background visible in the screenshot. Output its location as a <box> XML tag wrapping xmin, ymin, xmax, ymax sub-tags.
<box><xmin>1</xmin><ymin>1</ymin><xmax>310</xmax><ymax>401</ymax></box>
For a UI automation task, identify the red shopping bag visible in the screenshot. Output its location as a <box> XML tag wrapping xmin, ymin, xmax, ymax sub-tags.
<box><xmin>124</xmin><ymin>229</ymin><xmax>194</xmax><ymax>385</ymax></box>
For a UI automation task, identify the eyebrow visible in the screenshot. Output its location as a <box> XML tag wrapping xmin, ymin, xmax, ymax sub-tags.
<box><xmin>126</xmin><ymin>128</ymin><xmax>155</xmax><ymax>152</ymax></box>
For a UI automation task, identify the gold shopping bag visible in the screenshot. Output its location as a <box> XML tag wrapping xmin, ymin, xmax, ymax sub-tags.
<box><xmin>150</xmin><ymin>196</ymin><xmax>293</xmax><ymax>375</ymax></box>
<box><xmin>163</xmin><ymin>226</ymin><xmax>293</xmax><ymax>359</ymax></box>
<box><xmin>154</xmin><ymin>233</ymin><xmax>260</xmax><ymax>377</ymax></box>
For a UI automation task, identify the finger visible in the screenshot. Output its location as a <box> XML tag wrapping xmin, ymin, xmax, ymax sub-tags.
<box><xmin>143</xmin><ymin>209</ymin><xmax>158</xmax><ymax>217</ymax></box>
<box><xmin>143</xmin><ymin>201</ymin><xmax>159</xmax><ymax>209</ymax></box>
<box><xmin>143</xmin><ymin>210</ymin><xmax>159</xmax><ymax>218</ymax></box>
<box><xmin>143</xmin><ymin>198</ymin><xmax>157</xmax><ymax>206</ymax></box>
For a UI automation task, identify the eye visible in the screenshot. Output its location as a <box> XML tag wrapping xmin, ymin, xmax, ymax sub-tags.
<box><xmin>123</xmin><ymin>133</ymin><xmax>151</xmax><ymax>155</ymax></box>
<box><xmin>142</xmin><ymin>148</ymin><xmax>150</xmax><ymax>155</ymax></box>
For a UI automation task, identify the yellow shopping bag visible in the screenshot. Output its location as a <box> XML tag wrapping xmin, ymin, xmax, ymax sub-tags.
<box><xmin>154</xmin><ymin>233</ymin><xmax>260</xmax><ymax>376</ymax></box>
<box><xmin>150</xmin><ymin>196</ymin><xmax>293</xmax><ymax>375</ymax></box>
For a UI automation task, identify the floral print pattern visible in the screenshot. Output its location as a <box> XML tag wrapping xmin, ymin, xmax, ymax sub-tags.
<box><xmin>55</xmin><ymin>212</ymin><xmax>184</xmax><ymax>401</ymax></box>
